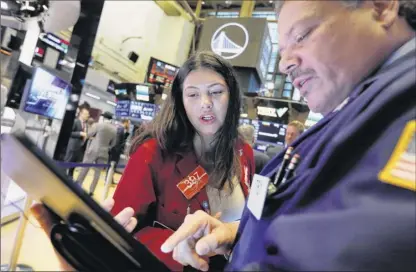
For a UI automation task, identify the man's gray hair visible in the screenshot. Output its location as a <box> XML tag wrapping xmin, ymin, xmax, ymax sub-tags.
<box><xmin>274</xmin><ymin>0</ymin><xmax>416</xmax><ymax>30</ymax></box>
<box><xmin>238</xmin><ymin>124</ymin><xmax>256</xmax><ymax>145</ymax></box>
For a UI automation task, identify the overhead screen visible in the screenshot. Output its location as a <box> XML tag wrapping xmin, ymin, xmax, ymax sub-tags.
<box><xmin>23</xmin><ymin>67</ymin><xmax>71</xmax><ymax>120</ymax></box>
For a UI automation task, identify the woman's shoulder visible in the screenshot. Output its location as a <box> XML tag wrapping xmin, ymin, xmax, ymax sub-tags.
<box><xmin>129</xmin><ymin>138</ymin><xmax>163</xmax><ymax>161</ymax></box>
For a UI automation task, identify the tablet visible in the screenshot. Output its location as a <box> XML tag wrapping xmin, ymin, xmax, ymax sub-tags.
<box><xmin>0</xmin><ymin>132</ymin><xmax>169</xmax><ymax>271</ymax></box>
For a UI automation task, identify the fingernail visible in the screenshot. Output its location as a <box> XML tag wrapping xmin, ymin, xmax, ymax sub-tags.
<box><xmin>160</xmin><ymin>244</ymin><xmax>170</xmax><ymax>253</ymax></box>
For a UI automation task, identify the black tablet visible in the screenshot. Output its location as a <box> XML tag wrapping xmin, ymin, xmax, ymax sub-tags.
<box><xmin>1</xmin><ymin>132</ymin><xmax>169</xmax><ymax>271</ymax></box>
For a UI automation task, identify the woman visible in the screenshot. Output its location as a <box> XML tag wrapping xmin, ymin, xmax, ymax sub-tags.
<box><xmin>110</xmin><ymin>51</ymin><xmax>255</xmax><ymax>270</ymax></box>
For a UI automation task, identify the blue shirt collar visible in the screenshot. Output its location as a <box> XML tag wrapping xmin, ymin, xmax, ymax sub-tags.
<box><xmin>381</xmin><ymin>36</ymin><xmax>416</xmax><ymax>69</ymax></box>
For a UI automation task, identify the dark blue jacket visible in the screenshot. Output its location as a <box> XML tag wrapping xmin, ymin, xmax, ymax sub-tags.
<box><xmin>227</xmin><ymin>47</ymin><xmax>416</xmax><ymax>271</ymax></box>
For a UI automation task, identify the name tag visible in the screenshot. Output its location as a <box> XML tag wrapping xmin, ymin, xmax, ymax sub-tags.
<box><xmin>247</xmin><ymin>174</ymin><xmax>270</xmax><ymax>220</ymax></box>
<box><xmin>177</xmin><ymin>166</ymin><xmax>209</xmax><ymax>200</ymax></box>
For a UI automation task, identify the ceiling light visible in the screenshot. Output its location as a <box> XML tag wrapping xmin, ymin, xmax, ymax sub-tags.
<box><xmin>269</xmin><ymin>0</ymin><xmax>273</xmax><ymax>3</ymax></box>
<box><xmin>85</xmin><ymin>93</ymin><xmax>100</xmax><ymax>100</ymax></box>
<box><xmin>1</xmin><ymin>1</ymin><xmax>9</xmax><ymax>10</ymax></box>
<box><xmin>42</xmin><ymin>4</ymin><xmax>48</xmax><ymax>10</ymax></box>
<box><xmin>106</xmin><ymin>100</ymin><xmax>116</xmax><ymax>106</ymax></box>
<box><xmin>202</xmin><ymin>1</ymin><xmax>205</xmax><ymax>4</ymax></box>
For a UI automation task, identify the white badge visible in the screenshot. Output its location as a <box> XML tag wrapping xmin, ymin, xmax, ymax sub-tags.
<box><xmin>247</xmin><ymin>174</ymin><xmax>270</xmax><ymax>220</ymax></box>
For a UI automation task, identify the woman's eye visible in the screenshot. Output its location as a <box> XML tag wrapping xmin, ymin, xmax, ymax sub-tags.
<box><xmin>211</xmin><ymin>90</ymin><xmax>224</xmax><ymax>96</ymax></box>
<box><xmin>188</xmin><ymin>93</ymin><xmax>198</xmax><ymax>98</ymax></box>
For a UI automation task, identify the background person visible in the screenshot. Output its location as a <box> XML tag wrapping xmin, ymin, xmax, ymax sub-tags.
<box><xmin>238</xmin><ymin>124</ymin><xmax>270</xmax><ymax>174</ymax></box>
<box><xmin>76</xmin><ymin>112</ymin><xmax>117</xmax><ymax>195</ymax></box>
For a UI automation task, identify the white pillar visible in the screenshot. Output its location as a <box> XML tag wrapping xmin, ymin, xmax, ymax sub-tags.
<box><xmin>18</xmin><ymin>19</ymin><xmax>40</xmax><ymax>66</ymax></box>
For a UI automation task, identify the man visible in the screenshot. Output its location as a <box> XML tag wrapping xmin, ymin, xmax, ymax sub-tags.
<box><xmin>238</xmin><ymin>124</ymin><xmax>270</xmax><ymax>174</ymax></box>
<box><xmin>106</xmin><ymin>119</ymin><xmax>130</xmax><ymax>184</ymax></box>
<box><xmin>159</xmin><ymin>1</ymin><xmax>416</xmax><ymax>271</ymax></box>
<box><xmin>32</xmin><ymin>1</ymin><xmax>415</xmax><ymax>270</ymax></box>
<box><xmin>267</xmin><ymin>120</ymin><xmax>305</xmax><ymax>158</ymax></box>
<box><xmin>64</xmin><ymin>105</ymin><xmax>90</xmax><ymax>179</ymax></box>
<box><xmin>76</xmin><ymin>112</ymin><xmax>117</xmax><ymax>195</ymax></box>
<box><xmin>285</xmin><ymin>120</ymin><xmax>305</xmax><ymax>146</ymax></box>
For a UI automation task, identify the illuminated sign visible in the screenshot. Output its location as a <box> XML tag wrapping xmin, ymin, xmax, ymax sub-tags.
<box><xmin>38</xmin><ymin>33</ymin><xmax>69</xmax><ymax>53</ymax></box>
<box><xmin>211</xmin><ymin>23</ymin><xmax>249</xmax><ymax>60</ymax></box>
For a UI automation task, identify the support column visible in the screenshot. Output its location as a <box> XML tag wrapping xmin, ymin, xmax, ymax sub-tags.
<box><xmin>239</xmin><ymin>0</ymin><xmax>256</xmax><ymax>18</ymax></box>
<box><xmin>195</xmin><ymin>0</ymin><xmax>202</xmax><ymax>18</ymax></box>
<box><xmin>53</xmin><ymin>0</ymin><xmax>105</xmax><ymax>160</ymax></box>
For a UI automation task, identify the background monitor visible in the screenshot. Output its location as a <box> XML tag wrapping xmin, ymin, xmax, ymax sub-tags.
<box><xmin>129</xmin><ymin>101</ymin><xmax>156</xmax><ymax>121</ymax></box>
<box><xmin>115</xmin><ymin>100</ymin><xmax>130</xmax><ymax>118</ymax></box>
<box><xmin>252</xmin><ymin>120</ymin><xmax>286</xmax><ymax>145</ymax></box>
<box><xmin>146</xmin><ymin>57</ymin><xmax>178</xmax><ymax>89</ymax></box>
<box><xmin>135</xmin><ymin>84</ymin><xmax>150</xmax><ymax>102</ymax></box>
<box><xmin>23</xmin><ymin>67</ymin><xmax>71</xmax><ymax>120</ymax></box>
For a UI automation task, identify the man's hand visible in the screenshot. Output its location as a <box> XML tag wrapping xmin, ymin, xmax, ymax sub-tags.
<box><xmin>161</xmin><ymin>210</ymin><xmax>239</xmax><ymax>272</ymax></box>
<box><xmin>80</xmin><ymin>132</ymin><xmax>87</xmax><ymax>139</ymax></box>
<box><xmin>31</xmin><ymin>198</ymin><xmax>137</xmax><ymax>271</ymax></box>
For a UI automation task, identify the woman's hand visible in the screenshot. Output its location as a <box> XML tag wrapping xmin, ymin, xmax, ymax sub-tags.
<box><xmin>31</xmin><ymin>198</ymin><xmax>137</xmax><ymax>271</ymax></box>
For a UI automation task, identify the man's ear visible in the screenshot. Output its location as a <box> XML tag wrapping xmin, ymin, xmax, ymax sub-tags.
<box><xmin>371</xmin><ymin>0</ymin><xmax>400</xmax><ymax>29</ymax></box>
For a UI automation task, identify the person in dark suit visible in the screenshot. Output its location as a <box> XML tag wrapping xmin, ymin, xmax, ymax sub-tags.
<box><xmin>64</xmin><ymin>106</ymin><xmax>90</xmax><ymax>179</ymax></box>
<box><xmin>238</xmin><ymin>124</ymin><xmax>271</xmax><ymax>174</ymax></box>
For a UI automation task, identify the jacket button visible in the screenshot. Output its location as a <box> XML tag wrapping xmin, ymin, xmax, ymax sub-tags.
<box><xmin>266</xmin><ymin>244</ymin><xmax>278</xmax><ymax>255</ymax></box>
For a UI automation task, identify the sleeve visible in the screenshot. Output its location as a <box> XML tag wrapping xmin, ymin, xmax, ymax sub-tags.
<box><xmin>87</xmin><ymin>123</ymin><xmax>97</xmax><ymax>138</ymax></box>
<box><xmin>110</xmin><ymin>143</ymin><xmax>183</xmax><ymax>271</ymax></box>
<box><xmin>110</xmin><ymin>144</ymin><xmax>156</xmax><ymax>217</ymax></box>
<box><xmin>70</xmin><ymin>121</ymin><xmax>82</xmax><ymax>138</ymax></box>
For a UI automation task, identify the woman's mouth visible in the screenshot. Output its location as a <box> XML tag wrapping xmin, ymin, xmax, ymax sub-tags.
<box><xmin>200</xmin><ymin>115</ymin><xmax>216</xmax><ymax>124</ymax></box>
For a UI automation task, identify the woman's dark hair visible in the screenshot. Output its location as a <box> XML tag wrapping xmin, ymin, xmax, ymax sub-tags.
<box><xmin>130</xmin><ymin>51</ymin><xmax>242</xmax><ymax>190</ymax></box>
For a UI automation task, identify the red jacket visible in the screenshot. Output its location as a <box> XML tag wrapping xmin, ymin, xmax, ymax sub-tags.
<box><xmin>111</xmin><ymin>138</ymin><xmax>255</xmax><ymax>271</ymax></box>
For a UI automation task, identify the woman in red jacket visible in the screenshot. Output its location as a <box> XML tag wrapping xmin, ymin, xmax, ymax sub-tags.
<box><xmin>110</xmin><ymin>51</ymin><xmax>255</xmax><ymax>270</ymax></box>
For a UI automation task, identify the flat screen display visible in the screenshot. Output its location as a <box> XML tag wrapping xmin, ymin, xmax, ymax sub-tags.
<box><xmin>252</xmin><ymin>120</ymin><xmax>286</xmax><ymax>145</ymax></box>
<box><xmin>130</xmin><ymin>101</ymin><xmax>156</xmax><ymax>121</ymax></box>
<box><xmin>23</xmin><ymin>67</ymin><xmax>71</xmax><ymax>119</ymax></box>
<box><xmin>146</xmin><ymin>57</ymin><xmax>178</xmax><ymax>88</ymax></box>
<box><xmin>115</xmin><ymin>89</ymin><xmax>128</xmax><ymax>96</ymax></box>
<box><xmin>115</xmin><ymin>100</ymin><xmax>130</xmax><ymax>117</ymax></box>
<box><xmin>135</xmin><ymin>85</ymin><xmax>150</xmax><ymax>102</ymax></box>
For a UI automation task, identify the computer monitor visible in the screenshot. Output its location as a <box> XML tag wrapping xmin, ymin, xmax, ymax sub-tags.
<box><xmin>252</xmin><ymin>120</ymin><xmax>286</xmax><ymax>145</ymax></box>
<box><xmin>22</xmin><ymin>67</ymin><xmax>71</xmax><ymax>120</ymax></box>
<box><xmin>129</xmin><ymin>101</ymin><xmax>156</xmax><ymax>121</ymax></box>
<box><xmin>115</xmin><ymin>100</ymin><xmax>130</xmax><ymax>118</ymax></box>
<box><xmin>135</xmin><ymin>84</ymin><xmax>150</xmax><ymax>102</ymax></box>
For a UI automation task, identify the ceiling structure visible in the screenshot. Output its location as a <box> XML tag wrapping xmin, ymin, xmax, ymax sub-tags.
<box><xmin>185</xmin><ymin>0</ymin><xmax>275</xmax><ymax>13</ymax></box>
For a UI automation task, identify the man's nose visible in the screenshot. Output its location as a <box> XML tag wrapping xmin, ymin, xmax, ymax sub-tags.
<box><xmin>279</xmin><ymin>51</ymin><xmax>300</xmax><ymax>75</ymax></box>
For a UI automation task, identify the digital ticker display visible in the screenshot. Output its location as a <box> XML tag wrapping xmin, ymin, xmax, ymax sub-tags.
<box><xmin>130</xmin><ymin>101</ymin><xmax>156</xmax><ymax>121</ymax></box>
<box><xmin>115</xmin><ymin>100</ymin><xmax>130</xmax><ymax>117</ymax></box>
